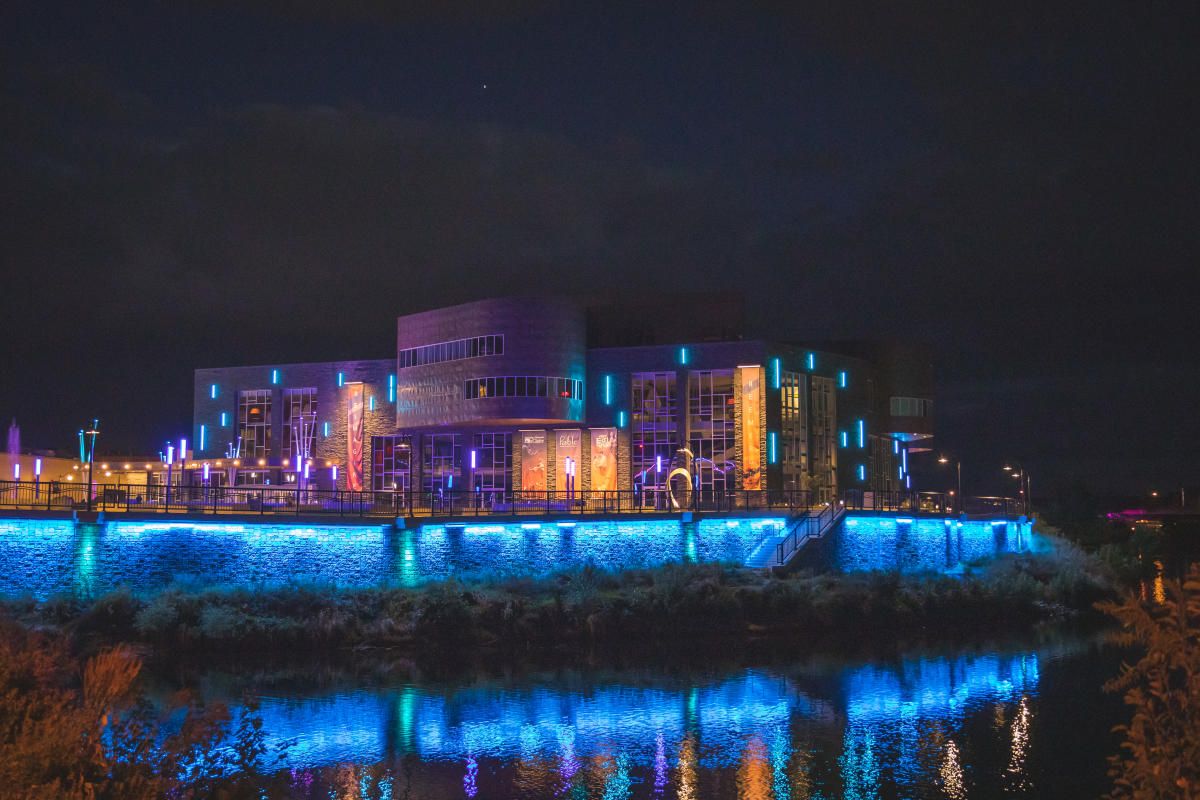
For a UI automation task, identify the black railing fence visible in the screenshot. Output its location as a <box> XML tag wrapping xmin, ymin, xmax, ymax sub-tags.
<box><xmin>0</xmin><ymin>480</ymin><xmax>1023</xmax><ymax>521</ymax></box>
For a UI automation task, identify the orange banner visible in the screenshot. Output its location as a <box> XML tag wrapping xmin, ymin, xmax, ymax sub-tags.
<box><xmin>589</xmin><ymin>428</ymin><xmax>618</xmax><ymax>491</ymax></box>
<box><xmin>740</xmin><ymin>366</ymin><xmax>762</xmax><ymax>490</ymax></box>
<box><xmin>520</xmin><ymin>430</ymin><xmax>547</xmax><ymax>492</ymax></box>
<box><xmin>347</xmin><ymin>384</ymin><xmax>364</xmax><ymax>491</ymax></box>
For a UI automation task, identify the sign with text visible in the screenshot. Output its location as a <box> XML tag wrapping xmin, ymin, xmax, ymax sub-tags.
<box><xmin>589</xmin><ymin>427</ymin><xmax>618</xmax><ymax>491</ymax></box>
<box><xmin>519</xmin><ymin>430</ymin><xmax>547</xmax><ymax>492</ymax></box>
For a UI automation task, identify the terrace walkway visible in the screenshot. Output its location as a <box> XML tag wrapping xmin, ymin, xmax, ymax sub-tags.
<box><xmin>0</xmin><ymin>481</ymin><xmax>1022</xmax><ymax>526</ymax></box>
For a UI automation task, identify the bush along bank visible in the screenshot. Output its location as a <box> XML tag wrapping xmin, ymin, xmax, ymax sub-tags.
<box><xmin>3</xmin><ymin>538</ymin><xmax>1119</xmax><ymax>656</ymax></box>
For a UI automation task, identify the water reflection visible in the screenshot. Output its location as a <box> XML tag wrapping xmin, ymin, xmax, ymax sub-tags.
<box><xmin>175</xmin><ymin>643</ymin><xmax>1075</xmax><ymax>799</ymax></box>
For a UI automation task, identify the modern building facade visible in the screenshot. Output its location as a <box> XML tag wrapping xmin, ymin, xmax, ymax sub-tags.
<box><xmin>192</xmin><ymin>296</ymin><xmax>934</xmax><ymax>503</ymax></box>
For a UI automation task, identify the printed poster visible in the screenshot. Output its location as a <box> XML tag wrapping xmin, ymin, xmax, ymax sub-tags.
<box><xmin>740</xmin><ymin>366</ymin><xmax>762</xmax><ymax>490</ymax></box>
<box><xmin>520</xmin><ymin>430</ymin><xmax>547</xmax><ymax>492</ymax></box>
<box><xmin>554</xmin><ymin>429</ymin><xmax>581</xmax><ymax>492</ymax></box>
<box><xmin>347</xmin><ymin>384</ymin><xmax>365</xmax><ymax>491</ymax></box>
<box><xmin>589</xmin><ymin>427</ymin><xmax>618</xmax><ymax>491</ymax></box>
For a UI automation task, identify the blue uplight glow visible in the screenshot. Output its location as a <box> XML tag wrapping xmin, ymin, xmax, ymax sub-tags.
<box><xmin>271</xmin><ymin>369</ymin><xmax>280</xmax><ymax>384</ymax></box>
<box><xmin>369</xmin><ymin>395</ymin><xmax>375</xmax><ymax>411</ymax></box>
<box><xmin>323</xmin><ymin>421</ymin><xmax>330</xmax><ymax>437</ymax></box>
<box><xmin>839</xmin><ymin>370</ymin><xmax>848</xmax><ymax>388</ymax></box>
<box><xmin>857</xmin><ymin>419</ymin><xmax>866</xmax><ymax>448</ymax></box>
<box><xmin>0</xmin><ymin>517</ymin><xmax>785</xmax><ymax>599</ymax></box>
<box><xmin>679</xmin><ymin>346</ymin><xmax>688</xmax><ymax>365</ymax></box>
<box><xmin>337</xmin><ymin>371</ymin><xmax>345</xmax><ymax>387</ymax></box>
<box><xmin>806</xmin><ymin>352</ymin><xmax>815</xmax><ymax>370</ymax></box>
<box><xmin>840</xmin><ymin>431</ymin><xmax>849</xmax><ymax>448</ymax></box>
<box><xmin>772</xmin><ymin>358</ymin><xmax>781</xmax><ymax>389</ymax></box>
<box><xmin>220</xmin><ymin>412</ymin><xmax>228</xmax><ymax>427</ymax></box>
<box><xmin>857</xmin><ymin>464</ymin><xmax>866</xmax><ymax>481</ymax></box>
<box><xmin>388</xmin><ymin>374</ymin><xmax>396</xmax><ymax>403</ymax></box>
<box><xmin>604</xmin><ymin>375</ymin><xmax>613</xmax><ymax>405</ymax></box>
<box><xmin>769</xmin><ymin>431</ymin><xmax>778</xmax><ymax>463</ymax></box>
<box><xmin>833</xmin><ymin>515</ymin><xmax>1030</xmax><ymax>573</ymax></box>
<box><xmin>210</xmin><ymin>383</ymin><xmax>218</xmax><ymax>399</ymax></box>
<box><xmin>617</xmin><ymin>410</ymin><xmax>627</xmax><ymax>428</ymax></box>
<box><xmin>199</xmin><ymin>424</ymin><xmax>206</xmax><ymax>451</ymax></box>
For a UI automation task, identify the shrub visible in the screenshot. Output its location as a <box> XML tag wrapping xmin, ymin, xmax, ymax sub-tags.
<box><xmin>1099</xmin><ymin>563</ymin><xmax>1200</xmax><ymax>799</ymax></box>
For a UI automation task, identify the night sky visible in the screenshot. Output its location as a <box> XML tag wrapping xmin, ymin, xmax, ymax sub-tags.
<box><xmin>2</xmin><ymin>2</ymin><xmax>1196</xmax><ymax>496</ymax></box>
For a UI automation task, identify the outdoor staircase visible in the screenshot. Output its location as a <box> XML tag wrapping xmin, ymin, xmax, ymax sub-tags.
<box><xmin>743</xmin><ymin>504</ymin><xmax>846</xmax><ymax>570</ymax></box>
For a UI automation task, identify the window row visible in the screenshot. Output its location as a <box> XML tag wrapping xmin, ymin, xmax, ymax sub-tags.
<box><xmin>889</xmin><ymin>396</ymin><xmax>933</xmax><ymax>418</ymax></box>
<box><xmin>464</xmin><ymin>376</ymin><xmax>583</xmax><ymax>401</ymax></box>
<box><xmin>399</xmin><ymin>334</ymin><xmax>503</xmax><ymax>368</ymax></box>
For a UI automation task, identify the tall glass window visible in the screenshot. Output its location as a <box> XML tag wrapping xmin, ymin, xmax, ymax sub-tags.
<box><xmin>471</xmin><ymin>432</ymin><xmax>512</xmax><ymax>493</ymax></box>
<box><xmin>687</xmin><ymin>370</ymin><xmax>735</xmax><ymax>493</ymax></box>
<box><xmin>372</xmin><ymin>435</ymin><xmax>413</xmax><ymax>492</ymax></box>
<box><xmin>421</xmin><ymin>433</ymin><xmax>462</xmax><ymax>494</ymax></box>
<box><xmin>810</xmin><ymin>376</ymin><xmax>837</xmax><ymax>500</ymax></box>
<box><xmin>237</xmin><ymin>390</ymin><xmax>272</xmax><ymax>461</ymax></box>
<box><xmin>281</xmin><ymin>388</ymin><xmax>317</xmax><ymax>460</ymax></box>
<box><xmin>781</xmin><ymin>371</ymin><xmax>808</xmax><ymax>492</ymax></box>
<box><xmin>631</xmin><ymin>372</ymin><xmax>678</xmax><ymax>494</ymax></box>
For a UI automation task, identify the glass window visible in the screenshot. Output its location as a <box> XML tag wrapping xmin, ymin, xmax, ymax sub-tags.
<box><xmin>237</xmin><ymin>390</ymin><xmax>272</xmax><ymax>461</ymax></box>
<box><xmin>281</xmin><ymin>388</ymin><xmax>317</xmax><ymax>460</ymax></box>
<box><xmin>688</xmin><ymin>370</ymin><xmax>735</xmax><ymax>493</ymax></box>
<box><xmin>632</xmin><ymin>372</ymin><xmax>678</xmax><ymax>496</ymax></box>
<box><xmin>372</xmin><ymin>435</ymin><xmax>412</xmax><ymax>492</ymax></box>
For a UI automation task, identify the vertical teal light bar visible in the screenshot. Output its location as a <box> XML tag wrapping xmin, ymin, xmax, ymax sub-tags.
<box><xmin>210</xmin><ymin>383</ymin><xmax>218</xmax><ymax>399</ymax></box>
<box><xmin>806</xmin><ymin>352</ymin><xmax>815</xmax><ymax>370</ymax></box>
<box><xmin>388</xmin><ymin>374</ymin><xmax>396</xmax><ymax>402</ymax></box>
<box><xmin>199</xmin><ymin>424</ymin><xmax>206</xmax><ymax>451</ymax></box>
<box><xmin>337</xmin><ymin>371</ymin><xmax>345</xmax><ymax>387</ymax></box>
<box><xmin>840</xmin><ymin>431</ymin><xmax>849</xmax><ymax>448</ymax></box>
<box><xmin>369</xmin><ymin>395</ymin><xmax>375</xmax><ymax>411</ymax></box>
<box><xmin>604</xmin><ymin>374</ymin><xmax>613</xmax><ymax>405</ymax></box>
<box><xmin>322</xmin><ymin>421</ymin><xmax>330</xmax><ymax>437</ymax></box>
<box><xmin>271</xmin><ymin>369</ymin><xmax>280</xmax><ymax>384</ymax></box>
<box><xmin>857</xmin><ymin>464</ymin><xmax>866</xmax><ymax>481</ymax></box>
<box><xmin>857</xmin><ymin>419</ymin><xmax>866</xmax><ymax>448</ymax></box>
<box><xmin>617</xmin><ymin>410</ymin><xmax>627</xmax><ymax>428</ymax></box>
<box><xmin>838</xmin><ymin>371</ymin><xmax>848</xmax><ymax>388</ymax></box>
<box><xmin>769</xmin><ymin>431</ymin><xmax>778</xmax><ymax>463</ymax></box>
<box><xmin>220</xmin><ymin>412</ymin><xmax>228</xmax><ymax>427</ymax></box>
<box><xmin>772</xmin><ymin>358</ymin><xmax>781</xmax><ymax>390</ymax></box>
<box><xmin>678</xmin><ymin>347</ymin><xmax>688</xmax><ymax>365</ymax></box>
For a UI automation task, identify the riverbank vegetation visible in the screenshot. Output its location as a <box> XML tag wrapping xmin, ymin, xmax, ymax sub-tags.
<box><xmin>3</xmin><ymin>534</ymin><xmax>1117</xmax><ymax>657</ymax></box>
<box><xmin>0</xmin><ymin>618</ymin><xmax>284</xmax><ymax>799</ymax></box>
<box><xmin>1100</xmin><ymin>563</ymin><xmax>1200</xmax><ymax>800</ymax></box>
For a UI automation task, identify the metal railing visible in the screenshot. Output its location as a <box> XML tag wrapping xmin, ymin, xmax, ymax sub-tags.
<box><xmin>0</xmin><ymin>481</ymin><xmax>818</xmax><ymax>519</ymax></box>
<box><xmin>774</xmin><ymin>502</ymin><xmax>843</xmax><ymax>566</ymax></box>
<box><xmin>839</xmin><ymin>490</ymin><xmax>1023</xmax><ymax>518</ymax></box>
<box><xmin>0</xmin><ymin>480</ymin><xmax>1022</xmax><ymax>521</ymax></box>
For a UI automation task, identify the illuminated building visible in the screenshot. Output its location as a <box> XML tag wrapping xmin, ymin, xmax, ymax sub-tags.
<box><xmin>192</xmin><ymin>296</ymin><xmax>933</xmax><ymax>498</ymax></box>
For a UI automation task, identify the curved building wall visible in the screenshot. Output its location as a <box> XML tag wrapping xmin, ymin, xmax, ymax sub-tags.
<box><xmin>395</xmin><ymin>297</ymin><xmax>586</xmax><ymax>429</ymax></box>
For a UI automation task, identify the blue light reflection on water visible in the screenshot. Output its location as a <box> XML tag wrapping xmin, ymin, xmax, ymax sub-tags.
<box><xmin>221</xmin><ymin>649</ymin><xmax>1042</xmax><ymax>798</ymax></box>
<box><xmin>0</xmin><ymin>517</ymin><xmax>783</xmax><ymax>598</ymax></box>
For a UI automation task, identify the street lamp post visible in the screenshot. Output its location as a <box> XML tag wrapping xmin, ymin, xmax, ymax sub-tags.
<box><xmin>937</xmin><ymin>455</ymin><xmax>962</xmax><ymax>513</ymax></box>
<box><xmin>1004</xmin><ymin>464</ymin><xmax>1031</xmax><ymax>516</ymax></box>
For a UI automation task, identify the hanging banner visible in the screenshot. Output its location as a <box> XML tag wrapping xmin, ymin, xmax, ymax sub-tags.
<box><xmin>589</xmin><ymin>427</ymin><xmax>618</xmax><ymax>491</ymax></box>
<box><xmin>519</xmin><ymin>430</ymin><xmax>547</xmax><ymax>492</ymax></box>
<box><xmin>347</xmin><ymin>384</ymin><xmax>365</xmax><ymax>491</ymax></box>
<box><xmin>554</xmin><ymin>429</ymin><xmax>581</xmax><ymax>492</ymax></box>
<box><xmin>740</xmin><ymin>366</ymin><xmax>763</xmax><ymax>490</ymax></box>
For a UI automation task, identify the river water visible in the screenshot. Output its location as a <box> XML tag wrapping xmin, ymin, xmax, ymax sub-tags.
<box><xmin>155</xmin><ymin>625</ymin><xmax>1126</xmax><ymax>799</ymax></box>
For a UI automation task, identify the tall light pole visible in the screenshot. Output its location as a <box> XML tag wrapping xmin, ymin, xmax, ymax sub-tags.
<box><xmin>1004</xmin><ymin>464</ymin><xmax>1031</xmax><ymax>516</ymax></box>
<box><xmin>82</xmin><ymin>421</ymin><xmax>99</xmax><ymax>511</ymax></box>
<box><xmin>937</xmin><ymin>455</ymin><xmax>962</xmax><ymax>512</ymax></box>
